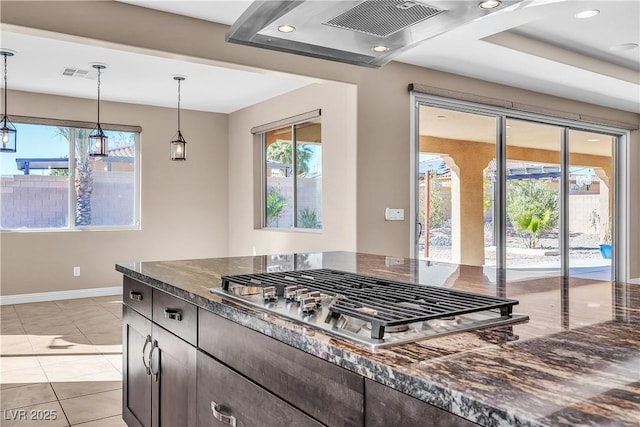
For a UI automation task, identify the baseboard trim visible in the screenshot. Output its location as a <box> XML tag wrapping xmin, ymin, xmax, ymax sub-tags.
<box><xmin>0</xmin><ymin>286</ymin><xmax>122</xmax><ymax>305</ymax></box>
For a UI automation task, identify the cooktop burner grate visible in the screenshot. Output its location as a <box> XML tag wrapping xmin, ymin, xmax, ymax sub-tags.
<box><xmin>221</xmin><ymin>269</ymin><xmax>520</xmax><ymax>340</ymax></box>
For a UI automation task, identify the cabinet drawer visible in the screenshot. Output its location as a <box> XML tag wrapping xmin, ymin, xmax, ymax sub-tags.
<box><xmin>199</xmin><ymin>309</ymin><xmax>364</xmax><ymax>427</ymax></box>
<box><xmin>196</xmin><ymin>350</ymin><xmax>322</xmax><ymax>427</ymax></box>
<box><xmin>365</xmin><ymin>379</ymin><xmax>478</xmax><ymax>427</ymax></box>
<box><xmin>123</xmin><ymin>276</ymin><xmax>152</xmax><ymax>319</ymax></box>
<box><xmin>153</xmin><ymin>289</ymin><xmax>197</xmax><ymax>346</ymax></box>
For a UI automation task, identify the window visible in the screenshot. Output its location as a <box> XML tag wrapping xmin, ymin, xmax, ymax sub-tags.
<box><xmin>263</xmin><ymin>118</ymin><xmax>322</xmax><ymax>229</ymax></box>
<box><xmin>1</xmin><ymin>121</ymin><xmax>139</xmax><ymax>230</ymax></box>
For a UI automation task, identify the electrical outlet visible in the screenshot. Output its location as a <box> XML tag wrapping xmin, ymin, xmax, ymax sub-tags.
<box><xmin>73</xmin><ymin>267</ymin><xmax>81</xmax><ymax>277</ymax></box>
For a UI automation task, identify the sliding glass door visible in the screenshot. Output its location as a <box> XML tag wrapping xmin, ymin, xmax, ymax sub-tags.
<box><xmin>568</xmin><ymin>129</ymin><xmax>614</xmax><ymax>280</ymax></box>
<box><xmin>416</xmin><ymin>105</ymin><xmax>496</xmax><ymax>265</ymax></box>
<box><xmin>412</xmin><ymin>95</ymin><xmax>622</xmax><ymax>281</ymax></box>
<box><xmin>505</xmin><ymin>119</ymin><xmax>561</xmax><ymax>273</ymax></box>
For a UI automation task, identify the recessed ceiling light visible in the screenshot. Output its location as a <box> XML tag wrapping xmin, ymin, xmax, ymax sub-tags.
<box><xmin>610</xmin><ymin>43</ymin><xmax>639</xmax><ymax>52</ymax></box>
<box><xmin>587</xmin><ymin>138</ymin><xmax>601</xmax><ymax>142</ymax></box>
<box><xmin>506</xmin><ymin>125</ymin><xmax>512</xmax><ymax>129</ymax></box>
<box><xmin>436</xmin><ymin>115</ymin><xmax>446</xmax><ymax>119</ymax></box>
<box><xmin>479</xmin><ymin>0</ymin><xmax>501</xmax><ymax>10</ymax></box>
<box><xmin>277</xmin><ymin>25</ymin><xmax>296</xmax><ymax>33</ymax></box>
<box><xmin>574</xmin><ymin>9</ymin><xmax>599</xmax><ymax>19</ymax></box>
<box><xmin>372</xmin><ymin>45</ymin><xmax>389</xmax><ymax>53</ymax></box>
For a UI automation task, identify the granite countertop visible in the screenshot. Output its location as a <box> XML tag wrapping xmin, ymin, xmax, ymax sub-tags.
<box><xmin>116</xmin><ymin>251</ymin><xmax>640</xmax><ymax>427</ymax></box>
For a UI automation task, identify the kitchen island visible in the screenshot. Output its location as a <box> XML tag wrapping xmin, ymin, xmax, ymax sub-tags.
<box><xmin>116</xmin><ymin>251</ymin><xmax>640</xmax><ymax>427</ymax></box>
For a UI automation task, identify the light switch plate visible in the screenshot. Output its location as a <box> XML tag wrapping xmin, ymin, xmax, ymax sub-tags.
<box><xmin>385</xmin><ymin>256</ymin><xmax>405</xmax><ymax>266</ymax></box>
<box><xmin>385</xmin><ymin>208</ymin><xmax>404</xmax><ymax>221</ymax></box>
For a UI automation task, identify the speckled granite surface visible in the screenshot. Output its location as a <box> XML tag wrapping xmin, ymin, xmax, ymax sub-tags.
<box><xmin>116</xmin><ymin>251</ymin><xmax>640</xmax><ymax>427</ymax></box>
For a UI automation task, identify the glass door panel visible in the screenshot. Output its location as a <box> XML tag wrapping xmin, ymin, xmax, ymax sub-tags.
<box><xmin>505</xmin><ymin>119</ymin><xmax>562</xmax><ymax>275</ymax></box>
<box><xmin>568</xmin><ymin>129</ymin><xmax>614</xmax><ymax>280</ymax></box>
<box><xmin>295</xmin><ymin>119</ymin><xmax>322</xmax><ymax>229</ymax></box>
<box><xmin>417</xmin><ymin>105</ymin><xmax>496</xmax><ymax>265</ymax></box>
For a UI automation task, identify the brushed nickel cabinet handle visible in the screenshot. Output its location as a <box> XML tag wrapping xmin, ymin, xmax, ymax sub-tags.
<box><xmin>142</xmin><ymin>335</ymin><xmax>152</xmax><ymax>376</ymax></box>
<box><xmin>164</xmin><ymin>308</ymin><xmax>182</xmax><ymax>321</ymax></box>
<box><xmin>211</xmin><ymin>401</ymin><xmax>236</xmax><ymax>426</ymax></box>
<box><xmin>149</xmin><ymin>340</ymin><xmax>160</xmax><ymax>382</ymax></box>
<box><xmin>129</xmin><ymin>291</ymin><xmax>143</xmax><ymax>301</ymax></box>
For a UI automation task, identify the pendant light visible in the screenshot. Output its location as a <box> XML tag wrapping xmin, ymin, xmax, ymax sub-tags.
<box><xmin>89</xmin><ymin>64</ymin><xmax>108</xmax><ymax>157</ymax></box>
<box><xmin>170</xmin><ymin>76</ymin><xmax>187</xmax><ymax>161</ymax></box>
<box><xmin>1</xmin><ymin>50</ymin><xmax>17</xmax><ymax>153</ymax></box>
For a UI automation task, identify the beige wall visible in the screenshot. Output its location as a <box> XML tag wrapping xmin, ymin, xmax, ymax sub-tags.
<box><xmin>354</xmin><ymin>61</ymin><xmax>639</xmax><ymax>260</ymax></box>
<box><xmin>228</xmin><ymin>83</ymin><xmax>357</xmax><ymax>256</ymax></box>
<box><xmin>1</xmin><ymin>1</ymin><xmax>638</xmax><ymax>284</ymax></box>
<box><xmin>0</xmin><ymin>90</ymin><xmax>229</xmax><ymax>295</ymax></box>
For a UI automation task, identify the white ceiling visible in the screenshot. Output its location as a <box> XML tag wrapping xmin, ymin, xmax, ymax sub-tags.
<box><xmin>0</xmin><ymin>29</ymin><xmax>312</xmax><ymax>114</ymax></box>
<box><xmin>2</xmin><ymin>0</ymin><xmax>639</xmax><ymax>114</ymax></box>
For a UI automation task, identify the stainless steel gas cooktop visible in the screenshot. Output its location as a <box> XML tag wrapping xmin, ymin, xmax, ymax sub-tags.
<box><xmin>211</xmin><ymin>269</ymin><xmax>528</xmax><ymax>350</ymax></box>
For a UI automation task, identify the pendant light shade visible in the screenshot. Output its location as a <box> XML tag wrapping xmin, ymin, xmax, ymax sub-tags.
<box><xmin>1</xmin><ymin>50</ymin><xmax>17</xmax><ymax>153</ymax></box>
<box><xmin>170</xmin><ymin>76</ymin><xmax>187</xmax><ymax>161</ymax></box>
<box><xmin>89</xmin><ymin>64</ymin><xmax>108</xmax><ymax>157</ymax></box>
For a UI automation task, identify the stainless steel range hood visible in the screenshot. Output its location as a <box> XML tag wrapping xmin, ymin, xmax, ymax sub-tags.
<box><xmin>226</xmin><ymin>0</ymin><xmax>522</xmax><ymax>68</ymax></box>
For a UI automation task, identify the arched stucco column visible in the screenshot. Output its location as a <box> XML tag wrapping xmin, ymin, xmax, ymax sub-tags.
<box><xmin>442</xmin><ymin>155</ymin><xmax>493</xmax><ymax>265</ymax></box>
<box><xmin>421</xmin><ymin>136</ymin><xmax>495</xmax><ymax>266</ymax></box>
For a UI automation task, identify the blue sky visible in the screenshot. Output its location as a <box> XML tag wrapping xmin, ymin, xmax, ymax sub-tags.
<box><xmin>1</xmin><ymin>124</ymin><xmax>136</xmax><ymax>176</ymax></box>
<box><xmin>0</xmin><ymin>123</ymin><xmax>69</xmax><ymax>176</ymax></box>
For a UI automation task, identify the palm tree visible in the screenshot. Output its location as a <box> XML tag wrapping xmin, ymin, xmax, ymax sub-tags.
<box><xmin>267</xmin><ymin>141</ymin><xmax>313</xmax><ymax>175</ymax></box>
<box><xmin>56</xmin><ymin>127</ymin><xmax>94</xmax><ymax>226</ymax></box>
<box><xmin>515</xmin><ymin>210</ymin><xmax>552</xmax><ymax>249</ymax></box>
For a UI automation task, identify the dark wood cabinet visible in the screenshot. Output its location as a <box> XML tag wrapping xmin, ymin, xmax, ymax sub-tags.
<box><xmin>196</xmin><ymin>350</ymin><xmax>323</xmax><ymax>427</ymax></box>
<box><xmin>124</xmin><ymin>276</ymin><xmax>153</xmax><ymax>319</ymax></box>
<box><xmin>151</xmin><ymin>323</ymin><xmax>197</xmax><ymax>427</ymax></box>
<box><xmin>365</xmin><ymin>379</ymin><xmax>478</xmax><ymax>427</ymax></box>
<box><xmin>123</xmin><ymin>305</ymin><xmax>152</xmax><ymax>427</ymax></box>
<box><xmin>152</xmin><ymin>288</ymin><xmax>197</xmax><ymax>346</ymax></box>
<box><xmin>199</xmin><ymin>308</ymin><xmax>364</xmax><ymax>427</ymax></box>
<box><xmin>122</xmin><ymin>281</ymin><xmax>197</xmax><ymax>427</ymax></box>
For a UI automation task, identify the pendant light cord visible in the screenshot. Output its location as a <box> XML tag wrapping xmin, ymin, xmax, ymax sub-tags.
<box><xmin>3</xmin><ymin>54</ymin><xmax>7</xmax><ymax>119</ymax></box>
<box><xmin>96</xmin><ymin>66</ymin><xmax>101</xmax><ymax>126</ymax></box>
<box><xmin>177</xmin><ymin>78</ymin><xmax>181</xmax><ymax>133</ymax></box>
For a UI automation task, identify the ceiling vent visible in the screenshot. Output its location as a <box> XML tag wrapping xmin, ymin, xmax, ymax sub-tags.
<box><xmin>61</xmin><ymin>67</ymin><xmax>97</xmax><ymax>79</ymax></box>
<box><xmin>324</xmin><ymin>0</ymin><xmax>444</xmax><ymax>38</ymax></box>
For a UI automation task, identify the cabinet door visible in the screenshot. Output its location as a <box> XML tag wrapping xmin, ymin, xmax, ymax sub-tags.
<box><xmin>151</xmin><ymin>324</ymin><xmax>197</xmax><ymax>427</ymax></box>
<box><xmin>123</xmin><ymin>305</ymin><xmax>153</xmax><ymax>427</ymax></box>
<box><xmin>199</xmin><ymin>309</ymin><xmax>364</xmax><ymax>426</ymax></box>
<box><xmin>196</xmin><ymin>351</ymin><xmax>324</xmax><ymax>427</ymax></box>
<box><xmin>365</xmin><ymin>379</ymin><xmax>478</xmax><ymax>427</ymax></box>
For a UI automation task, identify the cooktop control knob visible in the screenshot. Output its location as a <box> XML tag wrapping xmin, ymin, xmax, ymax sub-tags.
<box><xmin>284</xmin><ymin>285</ymin><xmax>297</xmax><ymax>301</ymax></box>
<box><xmin>262</xmin><ymin>286</ymin><xmax>277</xmax><ymax>302</ymax></box>
<box><xmin>309</xmin><ymin>291</ymin><xmax>322</xmax><ymax>306</ymax></box>
<box><xmin>295</xmin><ymin>288</ymin><xmax>309</xmax><ymax>302</ymax></box>
<box><xmin>300</xmin><ymin>297</ymin><xmax>317</xmax><ymax>314</ymax></box>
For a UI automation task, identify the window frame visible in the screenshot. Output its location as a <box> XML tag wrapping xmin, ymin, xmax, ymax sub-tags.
<box><xmin>1</xmin><ymin>116</ymin><xmax>141</xmax><ymax>232</ymax></box>
<box><xmin>410</xmin><ymin>92</ymin><xmax>631</xmax><ymax>282</ymax></box>
<box><xmin>259</xmin><ymin>115</ymin><xmax>322</xmax><ymax>231</ymax></box>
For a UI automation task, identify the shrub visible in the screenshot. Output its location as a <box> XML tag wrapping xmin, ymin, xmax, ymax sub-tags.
<box><xmin>506</xmin><ymin>180</ymin><xmax>558</xmax><ymax>248</ymax></box>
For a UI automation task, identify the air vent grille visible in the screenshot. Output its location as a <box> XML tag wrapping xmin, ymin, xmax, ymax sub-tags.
<box><xmin>61</xmin><ymin>68</ymin><xmax>97</xmax><ymax>79</ymax></box>
<box><xmin>324</xmin><ymin>0</ymin><xmax>444</xmax><ymax>38</ymax></box>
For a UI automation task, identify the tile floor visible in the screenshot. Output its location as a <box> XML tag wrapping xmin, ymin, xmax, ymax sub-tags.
<box><xmin>0</xmin><ymin>296</ymin><xmax>125</xmax><ymax>427</ymax></box>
